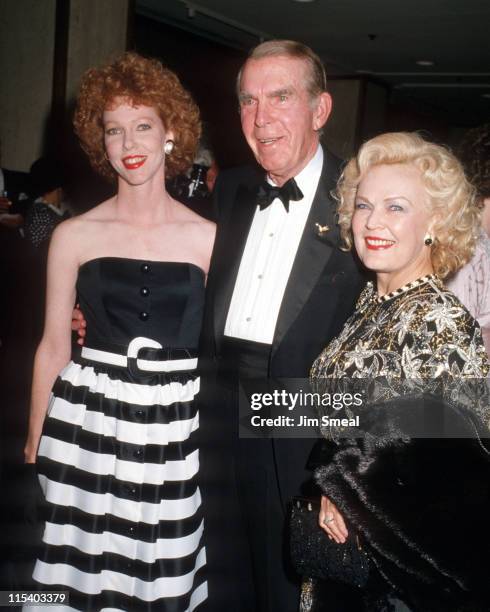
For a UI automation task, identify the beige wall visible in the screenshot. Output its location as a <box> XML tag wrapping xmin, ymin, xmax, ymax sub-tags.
<box><xmin>323</xmin><ymin>79</ymin><xmax>362</xmax><ymax>160</ymax></box>
<box><xmin>0</xmin><ymin>0</ymin><xmax>56</xmax><ymax>171</ymax></box>
<box><xmin>360</xmin><ymin>81</ymin><xmax>388</xmax><ymax>143</ymax></box>
<box><xmin>66</xmin><ymin>0</ymin><xmax>129</xmax><ymax>106</ymax></box>
<box><xmin>322</xmin><ymin>78</ymin><xmax>389</xmax><ymax>160</ymax></box>
<box><xmin>1</xmin><ymin>4</ymin><xmax>386</xmax><ymax>171</ymax></box>
<box><xmin>0</xmin><ymin>0</ymin><xmax>129</xmax><ymax>171</ymax></box>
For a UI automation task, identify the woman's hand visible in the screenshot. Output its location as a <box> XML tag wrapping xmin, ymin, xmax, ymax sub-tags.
<box><xmin>24</xmin><ymin>438</ymin><xmax>39</xmax><ymax>464</ymax></box>
<box><xmin>319</xmin><ymin>495</ymin><xmax>348</xmax><ymax>544</ymax></box>
<box><xmin>71</xmin><ymin>304</ymin><xmax>86</xmax><ymax>345</ymax></box>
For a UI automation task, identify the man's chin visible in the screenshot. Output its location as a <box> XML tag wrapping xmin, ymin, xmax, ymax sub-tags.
<box><xmin>255</xmin><ymin>157</ymin><xmax>286</xmax><ymax>178</ymax></box>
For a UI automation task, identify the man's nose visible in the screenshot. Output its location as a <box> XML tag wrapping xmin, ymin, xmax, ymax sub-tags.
<box><xmin>254</xmin><ymin>100</ymin><xmax>272</xmax><ymax>127</ymax></box>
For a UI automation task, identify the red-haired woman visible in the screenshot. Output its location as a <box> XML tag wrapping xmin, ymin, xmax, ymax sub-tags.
<box><xmin>24</xmin><ymin>52</ymin><xmax>214</xmax><ymax>611</ymax></box>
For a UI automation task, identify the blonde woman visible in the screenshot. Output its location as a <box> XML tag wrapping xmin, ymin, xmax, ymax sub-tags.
<box><xmin>306</xmin><ymin>133</ymin><xmax>489</xmax><ymax>612</ymax></box>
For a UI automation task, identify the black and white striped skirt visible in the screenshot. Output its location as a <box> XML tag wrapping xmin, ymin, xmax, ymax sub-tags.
<box><xmin>28</xmin><ymin>337</ymin><xmax>207</xmax><ymax>612</ymax></box>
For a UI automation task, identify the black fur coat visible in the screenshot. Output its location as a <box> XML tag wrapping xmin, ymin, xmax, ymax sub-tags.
<box><xmin>312</xmin><ymin>394</ymin><xmax>490</xmax><ymax>611</ymax></box>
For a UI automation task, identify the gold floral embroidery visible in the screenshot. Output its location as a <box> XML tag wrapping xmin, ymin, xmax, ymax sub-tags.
<box><xmin>311</xmin><ymin>275</ymin><xmax>489</xmax><ymax>380</ymax></box>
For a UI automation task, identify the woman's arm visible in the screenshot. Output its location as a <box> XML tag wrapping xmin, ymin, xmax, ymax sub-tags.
<box><xmin>24</xmin><ymin>221</ymin><xmax>80</xmax><ymax>463</ymax></box>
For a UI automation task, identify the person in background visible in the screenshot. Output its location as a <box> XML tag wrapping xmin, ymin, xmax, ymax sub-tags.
<box><xmin>167</xmin><ymin>143</ymin><xmax>218</xmax><ymax>221</ymax></box>
<box><xmin>307</xmin><ymin>132</ymin><xmax>489</xmax><ymax>612</ymax></box>
<box><xmin>24</xmin><ymin>157</ymin><xmax>71</xmax><ymax>249</ymax></box>
<box><xmin>0</xmin><ymin>152</ymin><xmax>30</xmax><ymax>347</ymax></box>
<box><xmin>205</xmin><ymin>158</ymin><xmax>219</xmax><ymax>195</ymax></box>
<box><xmin>447</xmin><ymin>122</ymin><xmax>490</xmax><ymax>355</ymax></box>
<box><xmin>0</xmin><ymin>154</ymin><xmax>29</xmax><ymax>230</ymax></box>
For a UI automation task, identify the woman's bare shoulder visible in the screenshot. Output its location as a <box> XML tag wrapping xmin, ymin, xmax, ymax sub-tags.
<box><xmin>180</xmin><ymin>204</ymin><xmax>215</xmax><ymax>232</ymax></box>
<box><xmin>189</xmin><ymin>215</ymin><xmax>216</xmax><ymax>247</ymax></box>
<box><xmin>172</xmin><ymin>198</ymin><xmax>209</xmax><ymax>221</ymax></box>
<box><xmin>50</xmin><ymin>198</ymin><xmax>117</xmax><ymax>257</ymax></box>
<box><xmin>196</xmin><ymin>215</ymin><xmax>216</xmax><ymax>236</ymax></box>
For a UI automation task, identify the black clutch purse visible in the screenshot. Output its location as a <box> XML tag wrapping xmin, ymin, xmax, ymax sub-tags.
<box><xmin>289</xmin><ymin>496</ymin><xmax>370</xmax><ymax>589</ymax></box>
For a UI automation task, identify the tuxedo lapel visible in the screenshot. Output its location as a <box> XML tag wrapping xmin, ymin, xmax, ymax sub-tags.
<box><xmin>272</xmin><ymin>152</ymin><xmax>341</xmax><ymax>354</ymax></box>
<box><xmin>213</xmin><ymin>182</ymin><xmax>259</xmax><ymax>344</ymax></box>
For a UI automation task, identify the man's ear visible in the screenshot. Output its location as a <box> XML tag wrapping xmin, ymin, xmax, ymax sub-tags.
<box><xmin>313</xmin><ymin>92</ymin><xmax>333</xmax><ymax>131</ymax></box>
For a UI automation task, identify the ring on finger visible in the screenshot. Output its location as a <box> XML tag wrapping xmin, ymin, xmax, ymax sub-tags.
<box><xmin>323</xmin><ymin>513</ymin><xmax>335</xmax><ymax>525</ymax></box>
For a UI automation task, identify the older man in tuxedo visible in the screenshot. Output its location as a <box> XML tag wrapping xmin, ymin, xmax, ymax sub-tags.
<box><xmin>200</xmin><ymin>40</ymin><xmax>363</xmax><ymax>612</ymax></box>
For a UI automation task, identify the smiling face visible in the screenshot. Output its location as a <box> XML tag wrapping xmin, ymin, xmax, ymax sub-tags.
<box><xmin>238</xmin><ymin>55</ymin><xmax>331</xmax><ymax>186</ymax></box>
<box><xmin>352</xmin><ymin>163</ymin><xmax>435</xmax><ymax>294</ymax></box>
<box><xmin>103</xmin><ymin>100</ymin><xmax>173</xmax><ymax>186</ymax></box>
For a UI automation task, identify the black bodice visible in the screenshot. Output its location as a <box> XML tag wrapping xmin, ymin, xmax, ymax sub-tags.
<box><xmin>76</xmin><ymin>258</ymin><xmax>205</xmax><ymax>349</ymax></box>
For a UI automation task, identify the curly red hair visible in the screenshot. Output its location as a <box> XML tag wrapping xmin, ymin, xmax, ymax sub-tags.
<box><xmin>73</xmin><ymin>52</ymin><xmax>201</xmax><ymax>181</ymax></box>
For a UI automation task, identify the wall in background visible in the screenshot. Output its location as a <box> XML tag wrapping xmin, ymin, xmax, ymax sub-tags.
<box><xmin>0</xmin><ymin>0</ymin><xmax>129</xmax><ymax>174</ymax></box>
<box><xmin>133</xmin><ymin>14</ymin><xmax>253</xmax><ymax>169</ymax></box>
<box><xmin>322</xmin><ymin>79</ymin><xmax>363</xmax><ymax>160</ymax></box>
<box><xmin>66</xmin><ymin>0</ymin><xmax>129</xmax><ymax>106</ymax></box>
<box><xmin>1</xmin><ymin>2</ymin><xmax>465</xmax><ymax>175</ymax></box>
<box><xmin>0</xmin><ymin>1</ymin><xmax>56</xmax><ymax>170</ymax></box>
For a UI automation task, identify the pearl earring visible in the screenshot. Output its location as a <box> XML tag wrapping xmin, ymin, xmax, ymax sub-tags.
<box><xmin>164</xmin><ymin>140</ymin><xmax>174</xmax><ymax>154</ymax></box>
<box><xmin>424</xmin><ymin>235</ymin><xmax>433</xmax><ymax>246</ymax></box>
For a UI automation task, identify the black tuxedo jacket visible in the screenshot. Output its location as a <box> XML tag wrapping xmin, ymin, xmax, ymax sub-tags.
<box><xmin>198</xmin><ymin>151</ymin><xmax>366</xmax><ymax>611</ymax></box>
<box><xmin>199</xmin><ymin>150</ymin><xmax>365</xmax><ymax>509</ymax></box>
<box><xmin>201</xmin><ymin>148</ymin><xmax>364</xmax><ymax>378</ymax></box>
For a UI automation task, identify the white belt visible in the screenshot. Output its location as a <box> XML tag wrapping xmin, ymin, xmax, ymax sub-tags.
<box><xmin>81</xmin><ymin>337</ymin><xmax>198</xmax><ymax>373</ymax></box>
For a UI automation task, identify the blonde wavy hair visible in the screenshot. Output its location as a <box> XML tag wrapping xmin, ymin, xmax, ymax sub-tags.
<box><xmin>337</xmin><ymin>132</ymin><xmax>480</xmax><ymax>278</ymax></box>
<box><xmin>74</xmin><ymin>52</ymin><xmax>201</xmax><ymax>181</ymax></box>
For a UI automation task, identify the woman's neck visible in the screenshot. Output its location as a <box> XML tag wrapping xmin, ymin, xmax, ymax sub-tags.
<box><xmin>376</xmin><ymin>262</ymin><xmax>434</xmax><ymax>296</ymax></box>
<box><xmin>114</xmin><ymin>178</ymin><xmax>174</xmax><ymax>225</ymax></box>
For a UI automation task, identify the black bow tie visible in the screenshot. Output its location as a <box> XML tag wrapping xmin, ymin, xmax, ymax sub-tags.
<box><xmin>256</xmin><ymin>177</ymin><xmax>304</xmax><ymax>212</ymax></box>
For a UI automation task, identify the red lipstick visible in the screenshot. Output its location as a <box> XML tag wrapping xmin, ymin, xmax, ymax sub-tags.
<box><xmin>122</xmin><ymin>155</ymin><xmax>147</xmax><ymax>170</ymax></box>
<box><xmin>364</xmin><ymin>236</ymin><xmax>395</xmax><ymax>250</ymax></box>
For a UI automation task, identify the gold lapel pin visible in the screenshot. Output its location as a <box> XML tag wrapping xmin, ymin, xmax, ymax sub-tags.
<box><xmin>315</xmin><ymin>223</ymin><xmax>330</xmax><ymax>235</ymax></box>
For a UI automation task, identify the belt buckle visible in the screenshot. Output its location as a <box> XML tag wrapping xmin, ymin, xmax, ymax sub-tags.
<box><xmin>127</xmin><ymin>337</ymin><xmax>163</xmax><ymax>377</ymax></box>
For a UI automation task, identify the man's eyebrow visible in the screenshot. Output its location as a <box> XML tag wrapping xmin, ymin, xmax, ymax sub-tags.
<box><xmin>238</xmin><ymin>92</ymin><xmax>254</xmax><ymax>102</ymax></box>
<box><xmin>268</xmin><ymin>87</ymin><xmax>294</xmax><ymax>97</ymax></box>
<box><xmin>238</xmin><ymin>87</ymin><xmax>295</xmax><ymax>101</ymax></box>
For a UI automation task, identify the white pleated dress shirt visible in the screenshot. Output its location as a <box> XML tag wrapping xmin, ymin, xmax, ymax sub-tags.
<box><xmin>224</xmin><ymin>145</ymin><xmax>324</xmax><ymax>344</ymax></box>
